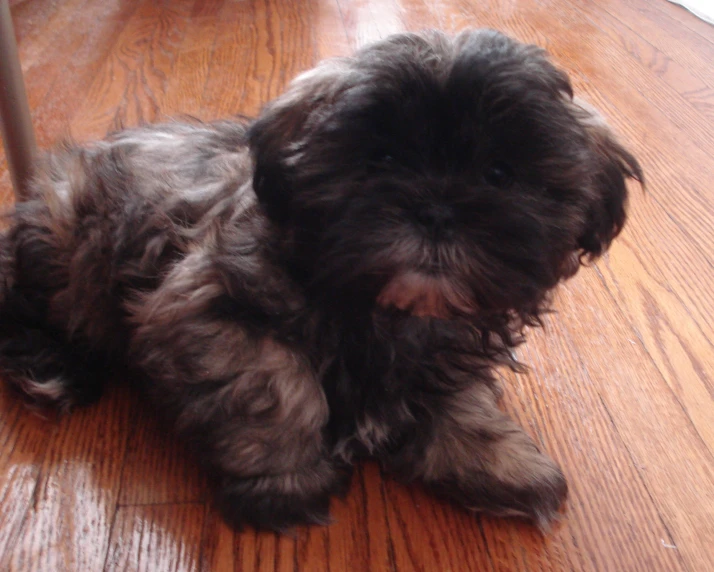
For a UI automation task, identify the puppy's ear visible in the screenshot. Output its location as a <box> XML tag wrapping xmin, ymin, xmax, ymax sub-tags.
<box><xmin>248</xmin><ymin>61</ymin><xmax>349</xmax><ymax>225</ymax></box>
<box><xmin>574</xmin><ymin>101</ymin><xmax>643</xmax><ymax>259</ymax></box>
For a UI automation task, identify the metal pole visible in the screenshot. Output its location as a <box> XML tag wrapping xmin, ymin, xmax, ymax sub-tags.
<box><xmin>0</xmin><ymin>0</ymin><xmax>37</xmax><ymax>200</ymax></box>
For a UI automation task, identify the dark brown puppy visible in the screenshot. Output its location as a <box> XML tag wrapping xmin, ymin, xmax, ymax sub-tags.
<box><xmin>0</xmin><ymin>29</ymin><xmax>642</xmax><ymax>531</ymax></box>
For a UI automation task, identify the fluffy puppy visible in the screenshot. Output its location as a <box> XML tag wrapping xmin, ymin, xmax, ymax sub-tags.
<box><xmin>0</xmin><ymin>29</ymin><xmax>642</xmax><ymax>531</ymax></box>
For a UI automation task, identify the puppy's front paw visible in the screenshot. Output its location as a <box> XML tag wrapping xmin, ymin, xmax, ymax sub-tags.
<box><xmin>218</xmin><ymin>485</ymin><xmax>332</xmax><ymax>532</ymax></box>
<box><xmin>427</xmin><ymin>427</ymin><xmax>568</xmax><ymax>530</ymax></box>
<box><xmin>472</xmin><ymin>449</ymin><xmax>568</xmax><ymax>530</ymax></box>
<box><xmin>502</xmin><ymin>457</ymin><xmax>568</xmax><ymax>530</ymax></box>
<box><xmin>215</xmin><ymin>460</ymin><xmax>343</xmax><ymax>532</ymax></box>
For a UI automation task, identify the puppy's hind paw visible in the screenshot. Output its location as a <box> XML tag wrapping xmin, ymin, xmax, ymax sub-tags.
<box><xmin>0</xmin><ymin>328</ymin><xmax>104</xmax><ymax>411</ymax></box>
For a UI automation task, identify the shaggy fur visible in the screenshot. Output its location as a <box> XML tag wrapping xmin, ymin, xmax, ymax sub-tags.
<box><xmin>0</xmin><ymin>29</ymin><xmax>642</xmax><ymax>531</ymax></box>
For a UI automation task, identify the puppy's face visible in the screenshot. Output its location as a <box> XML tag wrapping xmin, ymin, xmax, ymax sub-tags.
<box><xmin>249</xmin><ymin>30</ymin><xmax>642</xmax><ymax>322</ymax></box>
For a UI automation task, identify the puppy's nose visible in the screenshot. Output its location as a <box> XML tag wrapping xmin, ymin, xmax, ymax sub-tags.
<box><xmin>415</xmin><ymin>204</ymin><xmax>455</xmax><ymax>238</ymax></box>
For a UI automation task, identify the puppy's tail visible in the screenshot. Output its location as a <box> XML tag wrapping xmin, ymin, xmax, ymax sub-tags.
<box><xmin>0</xmin><ymin>222</ymin><xmax>103</xmax><ymax>412</ymax></box>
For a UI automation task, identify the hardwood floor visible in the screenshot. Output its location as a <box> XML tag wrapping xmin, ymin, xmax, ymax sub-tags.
<box><xmin>1</xmin><ymin>0</ymin><xmax>713</xmax><ymax>570</ymax></box>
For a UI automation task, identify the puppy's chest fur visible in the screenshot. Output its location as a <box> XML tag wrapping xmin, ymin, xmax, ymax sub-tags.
<box><xmin>319</xmin><ymin>311</ymin><xmax>502</xmax><ymax>461</ymax></box>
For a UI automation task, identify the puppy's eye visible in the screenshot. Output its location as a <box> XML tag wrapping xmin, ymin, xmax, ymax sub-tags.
<box><xmin>370</xmin><ymin>151</ymin><xmax>393</xmax><ymax>164</ymax></box>
<box><xmin>484</xmin><ymin>161</ymin><xmax>514</xmax><ymax>188</ymax></box>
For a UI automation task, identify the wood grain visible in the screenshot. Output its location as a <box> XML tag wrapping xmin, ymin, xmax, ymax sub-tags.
<box><xmin>0</xmin><ymin>389</ymin><xmax>51</xmax><ymax>560</ymax></box>
<box><xmin>117</xmin><ymin>402</ymin><xmax>208</xmax><ymax>506</ymax></box>
<box><xmin>1</xmin><ymin>0</ymin><xmax>713</xmax><ymax>570</ymax></box>
<box><xmin>1</xmin><ymin>386</ymin><xmax>133</xmax><ymax>571</ymax></box>
<box><xmin>104</xmin><ymin>503</ymin><xmax>206</xmax><ymax>572</ymax></box>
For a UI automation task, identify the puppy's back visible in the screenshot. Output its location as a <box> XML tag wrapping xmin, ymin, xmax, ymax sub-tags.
<box><xmin>0</xmin><ymin>120</ymin><xmax>256</xmax><ymax>410</ymax></box>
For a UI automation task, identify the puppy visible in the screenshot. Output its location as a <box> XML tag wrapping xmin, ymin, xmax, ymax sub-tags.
<box><xmin>0</xmin><ymin>29</ymin><xmax>642</xmax><ymax>531</ymax></box>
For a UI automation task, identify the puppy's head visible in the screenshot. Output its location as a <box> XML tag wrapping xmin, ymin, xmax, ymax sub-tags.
<box><xmin>249</xmin><ymin>30</ymin><xmax>642</xmax><ymax>323</ymax></box>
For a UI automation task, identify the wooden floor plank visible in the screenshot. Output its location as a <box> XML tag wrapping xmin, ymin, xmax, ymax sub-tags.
<box><xmin>0</xmin><ymin>389</ymin><xmax>51</xmax><ymax>564</ymax></box>
<box><xmin>649</xmin><ymin>1</ymin><xmax>714</xmax><ymax>46</ymax></box>
<box><xmin>337</xmin><ymin>0</ymin><xmax>389</xmax><ymax>48</ymax></box>
<box><xmin>0</xmin><ymin>0</ymin><xmax>141</xmax><ymax>190</ymax></box>
<box><xmin>609</xmin><ymin>0</ymin><xmax>714</xmax><ymax>77</ymax></box>
<box><xmin>579</xmin><ymin>2</ymin><xmax>714</xmax><ymax>123</ymax></box>
<box><xmin>381</xmin><ymin>478</ymin><xmax>495</xmax><ymax>572</ymax></box>
<box><xmin>324</xmin><ymin>463</ymin><xmax>396</xmax><ymax>572</ymax></box>
<box><xmin>312</xmin><ymin>0</ymin><xmax>351</xmax><ymax>57</ymax></box>
<box><xmin>67</xmin><ymin>9</ymin><xmax>192</xmax><ymax>139</ymax></box>
<box><xmin>17</xmin><ymin>0</ymin><xmax>141</xmax><ymax>119</ymax></box>
<box><xmin>161</xmin><ymin>14</ymin><xmax>226</xmax><ymax>118</ymax></box>
<box><xmin>2</xmin><ymin>386</ymin><xmax>133</xmax><ymax>572</ymax></box>
<box><xmin>197</xmin><ymin>510</ymin><xmax>238</xmax><ymax>572</ymax></box>
<box><xmin>12</xmin><ymin>0</ymin><xmax>91</xmax><ymax>70</ymax></box>
<box><xmin>1</xmin><ymin>0</ymin><xmax>713</xmax><ymax>570</ymax></box>
<box><xmin>557</xmin><ymin>273</ymin><xmax>714</xmax><ymax>572</ymax></box>
<box><xmin>597</xmin><ymin>237</ymin><xmax>714</xmax><ymax>455</ymax></box>
<box><xmin>504</xmin><ymin>322</ymin><xmax>686</xmax><ymax>572</ymax></box>
<box><xmin>104</xmin><ymin>503</ymin><xmax>206</xmax><ymax>572</ymax></box>
<box><xmin>202</xmin><ymin>0</ymin><xmax>317</xmax><ymax>119</ymax></box>
<box><xmin>117</xmin><ymin>402</ymin><xmax>208</xmax><ymax>506</ymax></box>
